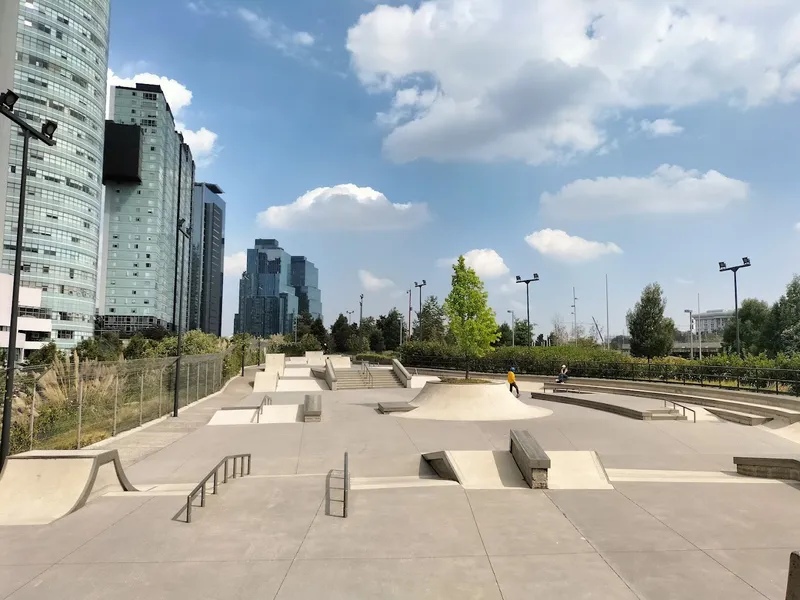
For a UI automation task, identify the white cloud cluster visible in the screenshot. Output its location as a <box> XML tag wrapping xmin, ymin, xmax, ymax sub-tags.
<box><xmin>640</xmin><ymin>119</ymin><xmax>684</xmax><ymax>137</ymax></box>
<box><xmin>236</xmin><ymin>8</ymin><xmax>315</xmax><ymax>54</ymax></box>
<box><xmin>257</xmin><ymin>184</ymin><xmax>430</xmax><ymax>231</ymax></box>
<box><xmin>224</xmin><ymin>251</ymin><xmax>247</xmax><ymax>276</ymax></box>
<box><xmin>347</xmin><ymin>1</ymin><xmax>800</xmax><ymax>164</ymax></box>
<box><xmin>525</xmin><ymin>229</ymin><xmax>622</xmax><ymax>262</ymax></box>
<box><xmin>541</xmin><ymin>164</ymin><xmax>749</xmax><ymax>217</ymax></box>
<box><xmin>359</xmin><ymin>269</ymin><xmax>394</xmax><ymax>291</ymax></box>
<box><xmin>437</xmin><ymin>249</ymin><xmax>509</xmax><ymax>279</ymax></box>
<box><xmin>107</xmin><ymin>69</ymin><xmax>220</xmax><ymax>166</ymax></box>
<box><xmin>795</xmin><ymin>222</ymin><xmax>800</xmax><ymax>232</ymax></box>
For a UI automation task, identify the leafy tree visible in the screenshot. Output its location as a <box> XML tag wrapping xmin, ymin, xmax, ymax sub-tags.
<box><xmin>494</xmin><ymin>322</ymin><xmax>514</xmax><ymax>347</ymax></box>
<box><xmin>513</xmin><ymin>318</ymin><xmax>535</xmax><ymax>346</ymax></box>
<box><xmin>26</xmin><ymin>341</ymin><xmax>61</xmax><ymax>366</ymax></box>
<box><xmin>330</xmin><ymin>314</ymin><xmax>351</xmax><ymax>352</ymax></box>
<box><xmin>413</xmin><ymin>296</ymin><xmax>447</xmax><ymax>343</ymax></box>
<box><xmin>298</xmin><ymin>333</ymin><xmax>322</xmax><ymax>352</ymax></box>
<box><xmin>721</xmin><ymin>298</ymin><xmax>770</xmax><ymax>356</ymax></box>
<box><xmin>348</xmin><ymin>334</ymin><xmax>370</xmax><ymax>354</ymax></box>
<box><xmin>296</xmin><ymin>312</ymin><xmax>315</xmax><ymax>339</ymax></box>
<box><xmin>443</xmin><ymin>255</ymin><xmax>499</xmax><ymax>378</ymax></box>
<box><xmin>549</xmin><ymin>316</ymin><xmax>569</xmax><ymax>346</ymax></box>
<box><xmin>377</xmin><ymin>309</ymin><xmax>403</xmax><ymax>351</ymax></box>
<box><xmin>123</xmin><ymin>334</ymin><xmax>155</xmax><ymax>360</ymax></box>
<box><xmin>75</xmin><ymin>331</ymin><xmax>123</xmax><ymax>362</ymax></box>
<box><xmin>626</xmin><ymin>283</ymin><xmax>675</xmax><ymax>360</ymax></box>
<box><xmin>140</xmin><ymin>326</ymin><xmax>170</xmax><ymax>341</ymax></box>
<box><xmin>535</xmin><ymin>333</ymin><xmax>546</xmax><ymax>346</ymax></box>
<box><xmin>761</xmin><ymin>276</ymin><xmax>800</xmax><ymax>356</ymax></box>
<box><xmin>369</xmin><ymin>328</ymin><xmax>386</xmax><ymax>352</ymax></box>
<box><xmin>310</xmin><ymin>317</ymin><xmax>328</xmax><ymax>350</ymax></box>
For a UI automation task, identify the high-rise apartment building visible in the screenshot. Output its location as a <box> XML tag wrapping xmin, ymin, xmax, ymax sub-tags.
<box><xmin>99</xmin><ymin>83</ymin><xmax>193</xmax><ymax>336</ymax></box>
<box><xmin>1</xmin><ymin>0</ymin><xmax>111</xmax><ymax>349</ymax></box>
<box><xmin>234</xmin><ymin>239</ymin><xmax>322</xmax><ymax>337</ymax></box>
<box><xmin>189</xmin><ymin>182</ymin><xmax>225</xmax><ymax>336</ymax></box>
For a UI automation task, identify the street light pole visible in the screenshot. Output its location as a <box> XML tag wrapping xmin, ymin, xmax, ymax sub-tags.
<box><xmin>719</xmin><ymin>258</ymin><xmax>751</xmax><ymax>357</ymax></box>
<box><xmin>571</xmin><ymin>287</ymin><xmax>578</xmax><ymax>346</ymax></box>
<box><xmin>359</xmin><ymin>294</ymin><xmax>364</xmax><ymax>327</ymax></box>
<box><xmin>515</xmin><ymin>274</ymin><xmax>539</xmax><ymax>347</ymax></box>
<box><xmin>172</xmin><ymin>219</ymin><xmax>190</xmax><ymax>418</ymax></box>
<box><xmin>414</xmin><ymin>280</ymin><xmax>427</xmax><ymax>315</ymax></box>
<box><xmin>684</xmin><ymin>309</ymin><xmax>693</xmax><ymax>360</ymax></box>
<box><xmin>0</xmin><ymin>90</ymin><xmax>57</xmax><ymax>470</ymax></box>
<box><xmin>507</xmin><ymin>310</ymin><xmax>515</xmax><ymax>347</ymax></box>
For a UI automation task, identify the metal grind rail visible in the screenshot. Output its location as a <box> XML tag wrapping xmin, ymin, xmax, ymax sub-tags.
<box><xmin>326</xmin><ymin>451</ymin><xmax>350</xmax><ymax>518</ymax></box>
<box><xmin>184</xmin><ymin>454</ymin><xmax>252</xmax><ymax>523</ymax></box>
<box><xmin>663</xmin><ymin>399</ymin><xmax>697</xmax><ymax>423</ymax></box>
<box><xmin>252</xmin><ymin>395</ymin><xmax>272</xmax><ymax>423</ymax></box>
<box><xmin>360</xmin><ymin>361</ymin><xmax>374</xmax><ymax>389</ymax></box>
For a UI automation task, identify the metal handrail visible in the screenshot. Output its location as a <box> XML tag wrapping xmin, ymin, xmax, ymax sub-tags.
<box><xmin>360</xmin><ymin>361</ymin><xmax>374</xmax><ymax>388</ymax></box>
<box><xmin>663</xmin><ymin>399</ymin><xmax>697</xmax><ymax>423</ymax></box>
<box><xmin>185</xmin><ymin>453</ymin><xmax>251</xmax><ymax>523</ymax></box>
<box><xmin>252</xmin><ymin>395</ymin><xmax>271</xmax><ymax>423</ymax></box>
<box><xmin>326</xmin><ymin>451</ymin><xmax>350</xmax><ymax>518</ymax></box>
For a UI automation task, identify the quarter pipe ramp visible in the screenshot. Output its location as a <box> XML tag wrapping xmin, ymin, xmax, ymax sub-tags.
<box><xmin>0</xmin><ymin>449</ymin><xmax>138</xmax><ymax>525</ymax></box>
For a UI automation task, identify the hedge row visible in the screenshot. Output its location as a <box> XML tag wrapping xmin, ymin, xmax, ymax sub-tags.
<box><xmin>398</xmin><ymin>342</ymin><xmax>800</xmax><ymax>395</ymax></box>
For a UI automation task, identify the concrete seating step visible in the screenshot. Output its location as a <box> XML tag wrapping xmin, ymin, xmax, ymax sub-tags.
<box><xmin>705</xmin><ymin>408</ymin><xmax>772</xmax><ymax>426</ymax></box>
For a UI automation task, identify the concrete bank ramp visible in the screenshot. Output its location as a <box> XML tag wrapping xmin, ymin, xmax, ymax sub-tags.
<box><xmin>422</xmin><ymin>450</ymin><xmax>612</xmax><ymax>490</ymax></box>
<box><xmin>398</xmin><ymin>381</ymin><xmax>552</xmax><ymax>421</ymax></box>
<box><xmin>208</xmin><ymin>404</ymin><xmax>305</xmax><ymax>425</ymax></box>
<box><xmin>0</xmin><ymin>450</ymin><xmax>138</xmax><ymax>525</ymax></box>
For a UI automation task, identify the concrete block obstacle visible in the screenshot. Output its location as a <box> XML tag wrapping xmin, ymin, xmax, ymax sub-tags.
<box><xmin>787</xmin><ymin>551</ymin><xmax>800</xmax><ymax>600</ymax></box>
<box><xmin>304</xmin><ymin>394</ymin><xmax>322</xmax><ymax>422</ymax></box>
<box><xmin>530</xmin><ymin>390</ymin><xmax>687</xmax><ymax>421</ymax></box>
<box><xmin>733</xmin><ymin>456</ymin><xmax>800</xmax><ymax>481</ymax></box>
<box><xmin>0</xmin><ymin>449</ymin><xmax>138</xmax><ymax>525</ymax></box>
<box><xmin>378</xmin><ymin>401</ymin><xmax>416</xmax><ymax>413</ymax></box>
<box><xmin>510</xmin><ymin>429</ymin><xmax>551</xmax><ymax>489</ymax></box>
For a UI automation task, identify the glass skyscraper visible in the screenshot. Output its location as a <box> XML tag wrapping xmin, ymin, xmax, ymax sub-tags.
<box><xmin>189</xmin><ymin>182</ymin><xmax>225</xmax><ymax>337</ymax></box>
<box><xmin>0</xmin><ymin>0</ymin><xmax>111</xmax><ymax>348</ymax></box>
<box><xmin>234</xmin><ymin>239</ymin><xmax>322</xmax><ymax>337</ymax></box>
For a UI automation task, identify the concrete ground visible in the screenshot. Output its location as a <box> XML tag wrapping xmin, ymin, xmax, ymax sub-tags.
<box><xmin>1</xmin><ymin>369</ymin><xmax>800</xmax><ymax>599</ymax></box>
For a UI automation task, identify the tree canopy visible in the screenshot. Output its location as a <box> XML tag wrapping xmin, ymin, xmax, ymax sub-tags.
<box><xmin>626</xmin><ymin>283</ymin><xmax>675</xmax><ymax>360</ymax></box>
<box><xmin>443</xmin><ymin>255</ymin><xmax>499</xmax><ymax>377</ymax></box>
<box><xmin>413</xmin><ymin>296</ymin><xmax>447</xmax><ymax>343</ymax></box>
<box><xmin>722</xmin><ymin>298</ymin><xmax>770</xmax><ymax>356</ymax></box>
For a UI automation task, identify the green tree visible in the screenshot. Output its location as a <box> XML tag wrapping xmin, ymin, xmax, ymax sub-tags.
<box><xmin>413</xmin><ymin>296</ymin><xmax>447</xmax><ymax>343</ymax></box>
<box><xmin>443</xmin><ymin>255</ymin><xmax>499</xmax><ymax>378</ymax></box>
<box><xmin>330</xmin><ymin>314</ymin><xmax>351</xmax><ymax>352</ymax></box>
<box><xmin>369</xmin><ymin>328</ymin><xmax>386</xmax><ymax>352</ymax></box>
<box><xmin>535</xmin><ymin>333</ymin><xmax>546</xmax><ymax>346</ymax></box>
<box><xmin>626</xmin><ymin>283</ymin><xmax>675</xmax><ymax>360</ymax></box>
<box><xmin>26</xmin><ymin>341</ymin><xmax>61</xmax><ymax>366</ymax></box>
<box><xmin>310</xmin><ymin>317</ymin><xmax>328</xmax><ymax>350</ymax></box>
<box><xmin>721</xmin><ymin>298</ymin><xmax>770</xmax><ymax>356</ymax></box>
<box><xmin>377</xmin><ymin>309</ymin><xmax>403</xmax><ymax>351</ymax></box>
<box><xmin>348</xmin><ymin>334</ymin><xmax>370</xmax><ymax>354</ymax></box>
<box><xmin>494</xmin><ymin>322</ymin><xmax>514</xmax><ymax>347</ymax></box>
<box><xmin>761</xmin><ymin>276</ymin><xmax>800</xmax><ymax>356</ymax></box>
<box><xmin>513</xmin><ymin>318</ymin><xmax>535</xmax><ymax>346</ymax></box>
<box><xmin>298</xmin><ymin>333</ymin><xmax>322</xmax><ymax>352</ymax></box>
<box><xmin>75</xmin><ymin>331</ymin><xmax>123</xmax><ymax>362</ymax></box>
<box><xmin>123</xmin><ymin>334</ymin><xmax>155</xmax><ymax>360</ymax></box>
<box><xmin>296</xmin><ymin>312</ymin><xmax>315</xmax><ymax>339</ymax></box>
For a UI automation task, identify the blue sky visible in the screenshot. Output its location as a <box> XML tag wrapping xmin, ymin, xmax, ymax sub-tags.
<box><xmin>108</xmin><ymin>0</ymin><xmax>800</xmax><ymax>339</ymax></box>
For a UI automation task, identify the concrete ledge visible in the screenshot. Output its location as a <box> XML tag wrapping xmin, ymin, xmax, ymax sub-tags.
<box><xmin>421</xmin><ymin>451</ymin><xmax>462</xmax><ymax>483</ymax></box>
<box><xmin>734</xmin><ymin>456</ymin><xmax>800</xmax><ymax>481</ymax></box>
<box><xmin>787</xmin><ymin>551</ymin><xmax>800</xmax><ymax>600</ymax></box>
<box><xmin>304</xmin><ymin>394</ymin><xmax>322</xmax><ymax>423</ymax></box>
<box><xmin>378</xmin><ymin>402</ymin><xmax>416</xmax><ymax>413</ymax></box>
<box><xmin>530</xmin><ymin>391</ymin><xmax>649</xmax><ymax>420</ymax></box>
<box><xmin>510</xmin><ymin>429</ymin><xmax>550</xmax><ymax>489</ymax></box>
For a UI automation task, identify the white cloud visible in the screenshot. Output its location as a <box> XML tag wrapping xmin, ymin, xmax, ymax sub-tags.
<box><xmin>640</xmin><ymin>118</ymin><xmax>684</xmax><ymax>137</ymax></box>
<box><xmin>377</xmin><ymin>87</ymin><xmax>439</xmax><ymax>127</ymax></box>
<box><xmin>675</xmin><ymin>277</ymin><xmax>695</xmax><ymax>285</ymax></box>
<box><xmin>435</xmin><ymin>249</ymin><xmax>509</xmax><ymax>279</ymax></box>
<box><xmin>347</xmin><ymin>1</ymin><xmax>800</xmax><ymax>164</ymax></box>
<box><xmin>525</xmin><ymin>229</ymin><xmax>622</xmax><ymax>262</ymax></box>
<box><xmin>541</xmin><ymin>164</ymin><xmax>749</xmax><ymax>217</ymax></box>
<box><xmin>224</xmin><ymin>251</ymin><xmax>247</xmax><ymax>276</ymax></box>
<box><xmin>107</xmin><ymin>69</ymin><xmax>220</xmax><ymax>165</ymax></box>
<box><xmin>359</xmin><ymin>269</ymin><xmax>395</xmax><ymax>291</ymax></box>
<box><xmin>795</xmin><ymin>222</ymin><xmax>800</xmax><ymax>232</ymax></box>
<box><xmin>236</xmin><ymin>7</ymin><xmax>315</xmax><ymax>55</ymax></box>
<box><xmin>257</xmin><ymin>184</ymin><xmax>430</xmax><ymax>231</ymax></box>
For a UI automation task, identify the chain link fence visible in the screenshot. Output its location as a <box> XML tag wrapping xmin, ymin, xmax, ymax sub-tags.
<box><xmin>2</xmin><ymin>341</ymin><xmax>261</xmax><ymax>456</ymax></box>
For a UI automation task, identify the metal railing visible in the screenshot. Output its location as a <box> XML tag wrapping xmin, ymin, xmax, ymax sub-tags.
<box><xmin>401</xmin><ymin>355</ymin><xmax>800</xmax><ymax>397</ymax></box>
<box><xmin>360</xmin><ymin>361</ymin><xmax>374</xmax><ymax>389</ymax></box>
<box><xmin>663</xmin><ymin>399</ymin><xmax>697</xmax><ymax>423</ymax></box>
<box><xmin>252</xmin><ymin>395</ymin><xmax>272</xmax><ymax>423</ymax></box>
<box><xmin>326</xmin><ymin>451</ymin><xmax>350</xmax><ymax>518</ymax></box>
<box><xmin>184</xmin><ymin>453</ymin><xmax>252</xmax><ymax>523</ymax></box>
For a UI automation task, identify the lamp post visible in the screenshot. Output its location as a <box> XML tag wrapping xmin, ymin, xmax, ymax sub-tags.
<box><xmin>346</xmin><ymin>310</ymin><xmax>354</xmax><ymax>324</ymax></box>
<box><xmin>0</xmin><ymin>89</ymin><xmax>57</xmax><ymax>470</ymax></box>
<box><xmin>359</xmin><ymin>294</ymin><xmax>364</xmax><ymax>327</ymax></box>
<box><xmin>515</xmin><ymin>274</ymin><xmax>539</xmax><ymax>347</ymax></box>
<box><xmin>414</xmin><ymin>280</ymin><xmax>427</xmax><ymax>315</ymax></box>
<box><xmin>507</xmin><ymin>310</ymin><xmax>515</xmax><ymax>347</ymax></box>
<box><xmin>719</xmin><ymin>257</ymin><xmax>751</xmax><ymax>357</ymax></box>
<box><xmin>684</xmin><ymin>309</ymin><xmax>694</xmax><ymax>360</ymax></box>
<box><xmin>172</xmin><ymin>218</ymin><xmax>191</xmax><ymax>418</ymax></box>
<box><xmin>571</xmin><ymin>287</ymin><xmax>578</xmax><ymax>346</ymax></box>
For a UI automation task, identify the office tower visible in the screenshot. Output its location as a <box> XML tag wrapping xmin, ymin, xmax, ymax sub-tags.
<box><xmin>234</xmin><ymin>239</ymin><xmax>322</xmax><ymax>337</ymax></box>
<box><xmin>99</xmin><ymin>83</ymin><xmax>194</xmax><ymax>336</ymax></box>
<box><xmin>189</xmin><ymin>182</ymin><xmax>225</xmax><ymax>336</ymax></box>
<box><xmin>1</xmin><ymin>0</ymin><xmax>111</xmax><ymax>349</ymax></box>
<box><xmin>0</xmin><ymin>272</ymin><xmax>53</xmax><ymax>361</ymax></box>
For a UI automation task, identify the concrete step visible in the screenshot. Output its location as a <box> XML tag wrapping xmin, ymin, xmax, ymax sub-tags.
<box><xmin>706</xmin><ymin>408</ymin><xmax>773</xmax><ymax>426</ymax></box>
<box><xmin>649</xmin><ymin>411</ymin><xmax>688</xmax><ymax>421</ymax></box>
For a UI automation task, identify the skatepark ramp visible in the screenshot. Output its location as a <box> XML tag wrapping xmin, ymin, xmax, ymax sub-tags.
<box><xmin>0</xmin><ymin>450</ymin><xmax>138</xmax><ymax>525</ymax></box>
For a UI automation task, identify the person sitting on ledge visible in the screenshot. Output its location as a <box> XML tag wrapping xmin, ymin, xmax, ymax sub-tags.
<box><xmin>557</xmin><ymin>364</ymin><xmax>569</xmax><ymax>383</ymax></box>
<box><xmin>507</xmin><ymin>367</ymin><xmax>520</xmax><ymax>398</ymax></box>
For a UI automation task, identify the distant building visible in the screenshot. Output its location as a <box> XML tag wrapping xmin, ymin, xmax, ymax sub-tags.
<box><xmin>694</xmin><ymin>310</ymin><xmax>734</xmax><ymax>335</ymax></box>
<box><xmin>189</xmin><ymin>183</ymin><xmax>225</xmax><ymax>336</ymax></box>
<box><xmin>234</xmin><ymin>239</ymin><xmax>322</xmax><ymax>337</ymax></box>
<box><xmin>99</xmin><ymin>83</ymin><xmax>194</xmax><ymax>336</ymax></box>
<box><xmin>0</xmin><ymin>272</ymin><xmax>53</xmax><ymax>362</ymax></box>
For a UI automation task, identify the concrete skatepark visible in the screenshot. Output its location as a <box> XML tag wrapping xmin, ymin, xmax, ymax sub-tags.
<box><xmin>2</xmin><ymin>352</ymin><xmax>800</xmax><ymax>599</ymax></box>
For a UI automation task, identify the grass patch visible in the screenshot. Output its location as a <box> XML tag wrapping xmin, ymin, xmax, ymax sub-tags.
<box><xmin>439</xmin><ymin>378</ymin><xmax>492</xmax><ymax>385</ymax></box>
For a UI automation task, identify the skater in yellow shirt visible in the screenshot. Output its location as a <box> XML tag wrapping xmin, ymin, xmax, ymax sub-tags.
<box><xmin>507</xmin><ymin>367</ymin><xmax>520</xmax><ymax>398</ymax></box>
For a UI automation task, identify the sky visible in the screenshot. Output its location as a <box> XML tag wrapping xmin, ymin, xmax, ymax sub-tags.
<box><xmin>107</xmin><ymin>0</ymin><xmax>800</xmax><ymax>340</ymax></box>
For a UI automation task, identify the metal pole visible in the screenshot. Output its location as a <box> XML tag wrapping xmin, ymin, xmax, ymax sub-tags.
<box><xmin>525</xmin><ymin>284</ymin><xmax>531</xmax><ymax>347</ymax></box>
<box><xmin>158</xmin><ymin>369</ymin><xmax>163</xmax><ymax>417</ymax></box>
<box><xmin>688</xmin><ymin>311</ymin><xmax>693</xmax><ymax>360</ymax></box>
<box><xmin>241</xmin><ymin>344</ymin><xmax>245</xmax><ymax>377</ymax></box>
<box><xmin>196</xmin><ymin>362</ymin><xmax>200</xmax><ymax>402</ymax></box>
<box><xmin>509</xmin><ymin>310</ymin><xmax>515</xmax><ymax>347</ymax></box>
<box><xmin>114</xmin><ymin>374</ymin><xmax>119</xmax><ymax>436</ymax></box>
<box><xmin>605</xmin><ymin>274</ymin><xmax>610</xmax><ymax>350</ymax></box>
<box><xmin>172</xmin><ymin>232</ymin><xmax>186</xmax><ymax>417</ymax></box>
<box><xmin>139</xmin><ymin>371</ymin><xmax>144</xmax><ymax>426</ymax></box>
<box><xmin>573</xmin><ymin>287</ymin><xmax>578</xmax><ymax>346</ymax></box>
<box><xmin>734</xmin><ymin>270</ymin><xmax>741</xmax><ymax>357</ymax></box>
<box><xmin>29</xmin><ymin>384</ymin><xmax>36</xmax><ymax>451</ymax></box>
<box><xmin>697</xmin><ymin>293</ymin><xmax>702</xmax><ymax>360</ymax></box>
<box><xmin>76</xmin><ymin>376</ymin><xmax>83</xmax><ymax>449</ymax></box>
<box><xmin>1</xmin><ymin>130</ymin><xmax>30</xmax><ymax>469</ymax></box>
<box><xmin>343</xmin><ymin>451</ymin><xmax>349</xmax><ymax>518</ymax></box>
<box><xmin>205</xmin><ymin>361</ymin><xmax>208</xmax><ymax>398</ymax></box>
<box><xmin>359</xmin><ymin>294</ymin><xmax>363</xmax><ymax>326</ymax></box>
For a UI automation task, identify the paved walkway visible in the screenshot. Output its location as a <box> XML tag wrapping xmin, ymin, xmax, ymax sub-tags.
<box><xmin>1</xmin><ymin>367</ymin><xmax>800</xmax><ymax>599</ymax></box>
